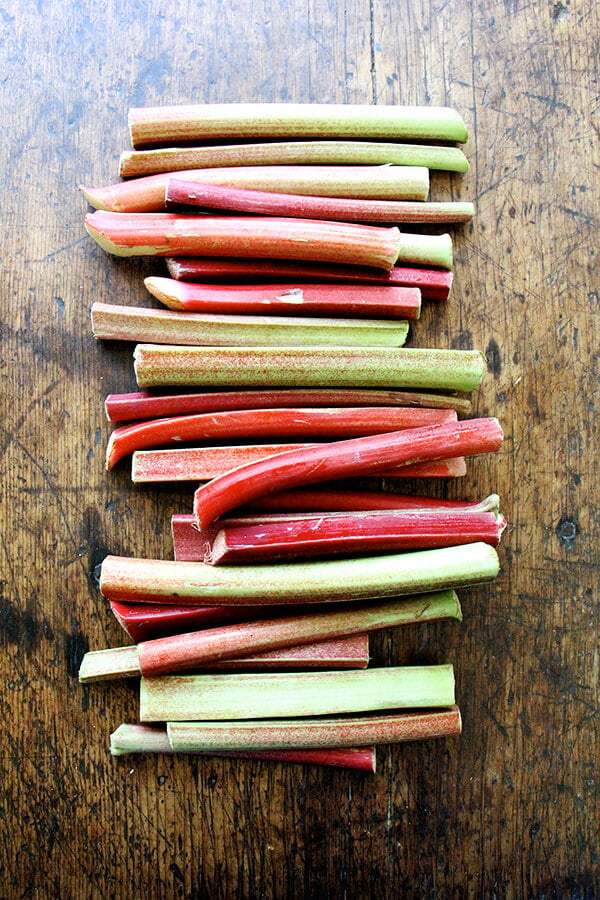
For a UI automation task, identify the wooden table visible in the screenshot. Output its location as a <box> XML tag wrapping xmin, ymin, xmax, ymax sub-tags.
<box><xmin>2</xmin><ymin>1</ymin><xmax>598</xmax><ymax>896</ymax></box>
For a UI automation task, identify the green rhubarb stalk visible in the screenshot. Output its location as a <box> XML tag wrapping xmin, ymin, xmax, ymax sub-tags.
<box><xmin>166</xmin><ymin>707</ymin><xmax>462</xmax><ymax>751</ymax></box>
<box><xmin>133</xmin><ymin>345</ymin><xmax>486</xmax><ymax>391</ymax></box>
<box><xmin>119</xmin><ymin>140</ymin><xmax>469</xmax><ymax>178</ymax></box>
<box><xmin>139</xmin><ymin>664</ymin><xmax>456</xmax><ymax>721</ymax></box>
<box><xmin>91</xmin><ymin>301</ymin><xmax>409</xmax><ymax>349</ymax></box>
<box><xmin>128</xmin><ymin>103</ymin><xmax>469</xmax><ymax>147</ymax></box>
<box><xmin>99</xmin><ymin>542</ymin><xmax>500</xmax><ymax>606</ymax></box>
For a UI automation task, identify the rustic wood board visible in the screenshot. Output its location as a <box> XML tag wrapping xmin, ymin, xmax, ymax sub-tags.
<box><xmin>1</xmin><ymin>0</ymin><xmax>598</xmax><ymax>896</ymax></box>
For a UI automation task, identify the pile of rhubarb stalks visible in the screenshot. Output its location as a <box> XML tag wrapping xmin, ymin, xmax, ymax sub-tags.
<box><xmin>78</xmin><ymin>103</ymin><xmax>504</xmax><ymax>772</ymax></box>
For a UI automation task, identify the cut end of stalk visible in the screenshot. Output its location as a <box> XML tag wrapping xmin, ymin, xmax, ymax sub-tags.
<box><xmin>110</xmin><ymin>723</ymin><xmax>172</xmax><ymax>755</ymax></box>
<box><xmin>79</xmin><ymin>184</ymin><xmax>111</xmax><ymax>211</ymax></box>
<box><xmin>144</xmin><ymin>276</ymin><xmax>184</xmax><ymax>309</ymax></box>
<box><xmin>79</xmin><ymin>645</ymin><xmax>141</xmax><ymax>683</ymax></box>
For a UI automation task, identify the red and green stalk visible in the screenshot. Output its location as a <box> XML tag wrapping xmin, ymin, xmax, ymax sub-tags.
<box><xmin>79</xmin><ymin>591</ymin><xmax>461</xmax><ymax>681</ymax></box>
<box><xmin>165</xmin><ymin>178</ymin><xmax>474</xmax><ymax>224</ymax></box>
<box><xmin>166</xmin><ymin>258</ymin><xmax>454</xmax><ymax>301</ymax></box>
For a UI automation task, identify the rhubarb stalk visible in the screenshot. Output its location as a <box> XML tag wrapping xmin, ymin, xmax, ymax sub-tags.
<box><xmin>119</xmin><ymin>139</ymin><xmax>469</xmax><ymax>177</ymax></box>
<box><xmin>166</xmin><ymin>259</ymin><xmax>454</xmax><ymax>301</ymax></box>
<box><xmin>99</xmin><ymin>542</ymin><xmax>500</xmax><ymax>606</ymax></box>
<box><xmin>138</xmin><ymin>664</ymin><xmax>456</xmax><ymax>721</ymax></box>
<box><xmin>85</xmin><ymin>212</ymin><xmax>413</xmax><ymax>269</ymax></box>
<box><xmin>166</xmin><ymin>707</ymin><xmax>462</xmax><ymax>751</ymax></box>
<box><xmin>105</xmin><ymin>386</ymin><xmax>471</xmax><ymax>424</ymax></box>
<box><xmin>79</xmin><ymin>591</ymin><xmax>461</xmax><ymax>681</ymax></box>
<box><xmin>165</xmin><ymin>179</ymin><xmax>474</xmax><ymax>224</ymax></box>
<box><xmin>81</xmin><ymin>165</ymin><xmax>430</xmax><ymax>213</ymax></box>
<box><xmin>128</xmin><ymin>104</ymin><xmax>468</xmax><ymax>147</ymax></box>
<box><xmin>132</xmin><ymin>447</ymin><xmax>467</xmax><ymax>483</ymax></box>
<box><xmin>91</xmin><ymin>302</ymin><xmax>410</xmax><ymax>349</ymax></box>
<box><xmin>106</xmin><ymin>406</ymin><xmax>457</xmax><ymax>469</ymax></box>
<box><xmin>133</xmin><ymin>345</ymin><xmax>486</xmax><ymax>391</ymax></box>
<box><xmin>144</xmin><ymin>277</ymin><xmax>422</xmax><ymax>320</ymax></box>
<box><xmin>110</xmin><ymin>723</ymin><xmax>377</xmax><ymax>770</ymax></box>
<box><xmin>192</xmin><ymin>418</ymin><xmax>503</xmax><ymax>528</ymax></box>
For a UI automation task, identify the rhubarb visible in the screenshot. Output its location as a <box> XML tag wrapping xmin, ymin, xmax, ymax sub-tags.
<box><xmin>119</xmin><ymin>139</ymin><xmax>469</xmax><ymax>178</ymax></box>
<box><xmin>128</xmin><ymin>103</ymin><xmax>468</xmax><ymax>147</ymax></box>
<box><xmin>192</xmin><ymin>418</ymin><xmax>503</xmax><ymax>528</ymax></box>
<box><xmin>133</xmin><ymin>345</ymin><xmax>486</xmax><ymax>391</ymax></box>
<box><xmin>99</xmin><ymin>542</ymin><xmax>500</xmax><ymax>606</ymax></box>
<box><xmin>81</xmin><ymin>165</ymin><xmax>430</xmax><ymax>213</ymax></box>
<box><xmin>133</xmin><ymin>447</ymin><xmax>467</xmax><ymax>483</ymax></box>
<box><xmin>144</xmin><ymin>277</ymin><xmax>422</xmax><ymax>320</ymax></box>
<box><xmin>165</xmin><ymin>179</ymin><xmax>474</xmax><ymax>224</ymax></box>
<box><xmin>79</xmin><ymin>591</ymin><xmax>461</xmax><ymax>681</ymax></box>
<box><xmin>106</xmin><ymin>406</ymin><xmax>457</xmax><ymax>469</ymax></box>
<box><xmin>138</xmin><ymin>664</ymin><xmax>456</xmax><ymax>721</ymax></box>
<box><xmin>166</xmin><ymin>707</ymin><xmax>462</xmax><ymax>751</ymax></box>
<box><xmin>85</xmin><ymin>212</ymin><xmax>411</xmax><ymax>269</ymax></box>
<box><xmin>91</xmin><ymin>302</ymin><xmax>410</xmax><ymax>349</ymax></box>
<box><xmin>105</xmin><ymin>387</ymin><xmax>471</xmax><ymax>424</ymax></box>
<box><xmin>166</xmin><ymin>259</ymin><xmax>454</xmax><ymax>301</ymax></box>
<box><xmin>110</xmin><ymin>723</ymin><xmax>377</xmax><ymax>770</ymax></box>
<box><xmin>200</xmin><ymin>507</ymin><xmax>506</xmax><ymax>564</ymax></box>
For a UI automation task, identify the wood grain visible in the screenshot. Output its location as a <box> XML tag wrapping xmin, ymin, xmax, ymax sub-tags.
<box><xmin>1</xmin><ymin>0</ymin><xmax>598</xmax><ymax>896</ymax></box>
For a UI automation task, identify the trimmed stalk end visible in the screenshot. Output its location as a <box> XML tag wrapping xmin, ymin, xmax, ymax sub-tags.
<box><xmin>79</xmin><ymin>185</ymin><xmax>111</xmax><ymax>211</ymax></box>
<box><xmin>111</xmin><ymin>723</ymin><xmax>172</xmax><ymax>755</ymax></box>
<box><xmin>79</xmin><ymin>645</ymin><xmax>141</xmax><ymax>683</ymax></box>
<box><xmin>144</xmin><ymin>276</ymin><xmax>184</xmax><ymax>309</ymax></box>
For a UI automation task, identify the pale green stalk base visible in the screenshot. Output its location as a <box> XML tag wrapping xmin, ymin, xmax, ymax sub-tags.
<box><xmin>139</xmin><ymin>664</ymin><xmax>455</xmax><ymax>721</ymax></box>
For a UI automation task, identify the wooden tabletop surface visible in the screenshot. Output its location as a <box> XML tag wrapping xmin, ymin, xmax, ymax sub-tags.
<box><xmin>2</xmin><ymin>1</ymin><xmax>598</xmax><ymax>896</ymax></box>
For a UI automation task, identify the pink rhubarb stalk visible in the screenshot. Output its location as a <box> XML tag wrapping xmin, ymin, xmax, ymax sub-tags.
<box><xmin>84</xmin><ymin>211</ymin><xmax>411</xmax><ymax>270</ymax></box>
<box><xmin>165</xmin><ymin>178</ymin><xmax>474</xmax><ymax>224</ymax></box>
<box><xmin>106</xmin><ymin>406</ymin><xmax>457</xmax><ymax>469</ymax></box>
<box><xmin>133</xmin><ymin>447</ymin><xmax>467</xmax><ymax>483</ymax></box>
<box><xmin>166</xmin><ymin>258</ymin><xmax>454</xmax><ymax>301</ymax></box>
<box><xmin>105</xmin><ymin>387</ymin><xmax>471</xmax><ymax>424</ymax></box>
<box><xmin>127</xmin><ymin>103</ymin><xmax>468</xmax><ymax>147</ymax></box>
<box><xmin>144</xmin><ymin>276</ymin><xmax>422</xmax><ymax>320</ymax></box>
<box><xmin>91</xmin><ymin>301</ymin><xmax>410</xmax><ymax>349</ymax></box>
<box><xmin>193</xmin><ymin>418</ymin><xmax>503</xmax><ymax>529</ymax></box>
<box><xmin>197</xmin><ymin>506</ymin><xmax>506</xmax><ymax>565</ymax></box>
<box><xmin>110</xmin><ymin>723</ymin><xmax>377</xmax><ymax>771</ymax></box>
<box><xmin>119</xmin><ymin>139</ymin><xmax>469</xmax><ymax>177</ymax></box>
<box><xmin>81</xmin><ymin>165</ymin><xmax>430</xmax><ymax>213</ymax></box>
<box><xmin>80</xmin><ymin>591</ymin><xmax>459</xmax><ymax>682</ymax></box>
<box><xmin>166</xmin><ymin>707</ymin><xmax>462</xmax><ymax>751</ymax></box>
<box><xmin>99</xmin><ymin>542</ymin><xmax>500</xmax><ymax>606</ymax></box>
<box><xmin>133</xmin><ymin>345</ymin><xmax>486</xmax><ymax>392</ymax></box>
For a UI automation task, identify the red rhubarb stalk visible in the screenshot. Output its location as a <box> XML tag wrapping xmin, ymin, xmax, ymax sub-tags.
<box><xmin>110</xmin><ymin>723</ymin><xmax>377</xmax><ymax>771</ymax></box>
<box><xmin>91</xmin><ymin>301</ymin><xmax>410</xmax><ymax>349</ymax></box>
<box><xmin>133</xmin><ymin>345</ymin><xmax>486</xmax><ymax>392</ymax></box>
<box><xmin>201</xmin><ymin>508</ymin><xmax>506</xmax><ymax>564</ymax></box>
<box><xmin>127</xmin><ymin>103</ymin><xmax>468</xmax><ymax>147</ymax></box>
<box><xmin>81</xmin><ymin>165</ymin><xmax>430</xmax><ymax>213</ymax></box>
<box><xmin>99</xmin><ymin>542</ymin><xmax>500</xmax><ymax>606</ymax></box>
<box><xmin>166</xmin><ymin>707</ymin><xmax>462</xmax><ymax>751</ymax></box>
<box><xmin>165</xmin><ymin>179</ymin><xmax>474</xmax><ymax>224</ymax></box>
<box><xmin>119</xmin><ymin>139</ymin><xmax>469</xmax><ymax>177</ymax></box>
<box><xmin>193</xmin><ymin>418</ymin><xmax>503</xmax><ymax>529</ymax></box>
<box><xmin>106</xmin><ymin>406</ymin><xmax>458</xmax><ymax>469</ymax></box>
<box><xmin>166</xmin><ymin>259</ymin><xmax>454</xmax><ymax>301</ymax></box>
<box><xmin>80</xmin><ymin>592</ymin><xmax>460</xmax><ymax>681</ymax></box>
<box><xmin>105</xmin><ymin>387</ymin><xmax>471</xmax><ymax>424</ymax></box>
<box><xmin>84</xmin><ymin>211</ymin><xmax>408</xmax><ymax>269</ymax></box>
<box><xmin>144</xmin><ymin>276</ymin><xmax>422</xmax><ymax>320</ymax></box>
<box><xmin>236</xmin><ymin>485</ymin><xmax>483</xmax><ymax>513</ymax></box>
<box><xmin>133</xmin><ymin>447</ymin><xmax>467</xmax><ymax>483</ymax></box>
